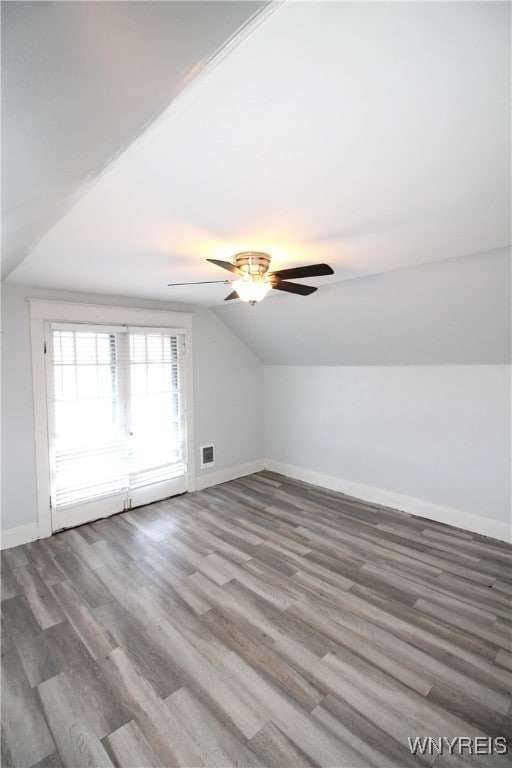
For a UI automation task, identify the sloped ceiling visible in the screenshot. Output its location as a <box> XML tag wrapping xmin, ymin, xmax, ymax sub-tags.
<box><xmin>3</xmin><ymin>1</ymin><xmax>510</xmax><ymax>310</ymax></box>
<box><xmin>1</xmin><ymin>0</ymin><xmax>268</xmax><ymax>278</ymax></box>
<box><xmin>214</xmin><ymin>248</ymin><xmax>512</xmax><ymax>365</ymax></box>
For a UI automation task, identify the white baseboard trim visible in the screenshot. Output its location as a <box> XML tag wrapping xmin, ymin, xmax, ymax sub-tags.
<box><xmin>1</xmin><ymin>522</ymin><xmax>39</xmax><ymax>550</ymax></box>
<box><xmin>195</xmin><ymin>459</ymin><xmax>265</xmax><ymax>492</ymax></box>
<box><xmin>0</xmin><ymin>463</ymin><xmax>265</xmax><ymax>548</ymax></box>
<box><xmin>3</xmin><ymin>461</ymin><xmax>508</xmax><ymax>546</ymax></box>
<box><xmin>265</xmin><ymin>459</ymin><xmax>511</xmax><ymax>544</ymax></box>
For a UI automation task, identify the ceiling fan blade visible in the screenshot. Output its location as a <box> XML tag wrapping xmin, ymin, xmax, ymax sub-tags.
<box><xmin>224</xmin><ymin>290</ymin><xmax>239</xmax><ymax>301</ymax></box>
<box><xmin>272</xmin><ymin>281</ymin><xmax>317</xmax><ymax>296</ymax></box>
<box><xmin>167</xmin><ymin>280</ymin><xmax>229</xmax><ymax>286</ymax></box>
<box><xmin>206</xmin><ymin>258</ymin><xmax>243</xmax><ymax>275</ymax></box>
<box><xmin>269</xmin><ymin>263</ymin><xmax>334</xmax><ymax>280</ymax></box>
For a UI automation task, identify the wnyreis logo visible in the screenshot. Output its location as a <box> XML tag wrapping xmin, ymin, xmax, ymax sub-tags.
<box><xmin>407</xmin><ymin>737</ymin><xmax>508</xmax><ymax>756</ymax></box>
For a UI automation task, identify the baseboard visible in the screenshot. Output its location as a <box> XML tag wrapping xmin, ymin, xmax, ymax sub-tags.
<box><xmin>3</xmin><ymin>462</ymin><xmax>507</xmax><ymax>545</ymax></box>
<box><xmin>1</xmin><ymin>522</ymin><xmax>39</xmax><ymax>550</ymax></box>
<box><xmin>265</xmin><ymin>459</ymin><xmax>511</xmax><ymax>544</ymax></box>
<box><xmin>195</xmin><ymin>459</ymin><xmax>265</xmax><ymax>492</ymax></box>
<box><xmin>0</xmin><ymin>463</ymin><xmax>265</xmax><ymax>548</ymax></box>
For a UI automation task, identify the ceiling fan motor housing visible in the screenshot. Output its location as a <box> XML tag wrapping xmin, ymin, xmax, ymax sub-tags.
<box><xmin>234</xmin><ymin>252</ymin><xmax>271</xmax><ymax>277</ymax></box>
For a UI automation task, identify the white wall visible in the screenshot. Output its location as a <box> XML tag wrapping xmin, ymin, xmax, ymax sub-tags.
<box><xmin>1</xmin><ymin>283</ymin><xmax>264</xmax><ymax>538</ymax></box>
<box><xmin>264</xmin><ymin>365</ymin><xmax>511</xmax><ymax>541</ymax></box>
<box><xmin>192</xmin><ymin>305</ymin><xmax>265</xmax><ymax>485</ymax></box>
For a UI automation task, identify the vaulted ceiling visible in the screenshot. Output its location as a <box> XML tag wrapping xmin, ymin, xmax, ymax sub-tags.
<box><xmin>1</xmin><ymin>0</ymin><xmax>268</xmax><ymax>278</ymax></box>
<box><xmin>2</xmin><ymin>1</ymin><xmax>510</xmax><ymax>310</ymax></box>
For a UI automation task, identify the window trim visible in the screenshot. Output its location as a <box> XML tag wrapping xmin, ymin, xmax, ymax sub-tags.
<box><xmin>29</xmin><ymin>299</ymin><xmax>195</xmax><ymax>539</ymax></box>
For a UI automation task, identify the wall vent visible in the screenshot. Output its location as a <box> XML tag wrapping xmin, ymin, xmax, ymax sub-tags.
<box><xmin>200</xmin><ymin>444</ymin><xmax>215</xmax><ymax>469</ymax></box>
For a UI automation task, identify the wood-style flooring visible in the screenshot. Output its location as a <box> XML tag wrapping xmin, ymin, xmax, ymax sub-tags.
<box><xmin>2</xmin><ymin>471</ymin><xmax>511</xmax><ymax>767</ymax></box>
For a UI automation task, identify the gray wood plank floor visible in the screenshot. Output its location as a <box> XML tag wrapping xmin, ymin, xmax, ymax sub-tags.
<box><xmin>2</xmin><ymin>471</ymin><xmax>511</xmax><ymax>767</ymax></box>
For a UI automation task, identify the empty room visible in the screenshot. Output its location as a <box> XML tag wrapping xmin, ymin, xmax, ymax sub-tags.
<box><xmin>1</xmin><ymin>1</ymin><xmax>511</xmax><ymax>767</ymax></box>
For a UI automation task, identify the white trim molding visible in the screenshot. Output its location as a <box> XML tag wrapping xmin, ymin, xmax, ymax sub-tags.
<box><xmin>195</xmin><ymin>459</ymin><xmax>265</xmax><ymax>492</ymax></box>
<box><xmin>1</xmin><ymin>523</ymin><xmax>39</xmax><ymax>550</ymax></box>
<box><xmin>265</xmin><ymin>459</ymin><xmax>512</xmax><ymax>544</ymax></box>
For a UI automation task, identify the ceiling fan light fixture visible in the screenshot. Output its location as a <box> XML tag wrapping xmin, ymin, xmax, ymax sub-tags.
<box><xmin>169</xmin><ymin>252</ymin><xmax>334</xmax><ymax>305</ymax></box>
<box><xmin>234</xmin><ymin>275</ymin><xmax>271</xmax><ymax>305</ymax></box>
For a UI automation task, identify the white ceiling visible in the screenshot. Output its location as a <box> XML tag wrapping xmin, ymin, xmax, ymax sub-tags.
<box><xmin>1</xmin><ymin>0</ymin><xmax>268</xmax><ymax>278</ymax></box>
<box><xmin>4</xmin><ymin>1</ymin><xmax>510</xmax><ymax>307</ymax></box>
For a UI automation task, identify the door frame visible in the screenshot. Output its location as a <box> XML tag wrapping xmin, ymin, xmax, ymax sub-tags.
<box><xmin>29</xmin><ymin>299</ymin><xmax>195</xmax><ymax>539</ymax></box>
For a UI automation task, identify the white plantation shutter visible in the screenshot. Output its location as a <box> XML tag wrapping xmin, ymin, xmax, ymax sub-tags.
<box><xmin>47</xmin><ymin>323</ymin><xmax>186</xmax><ymax>509</ymax></box>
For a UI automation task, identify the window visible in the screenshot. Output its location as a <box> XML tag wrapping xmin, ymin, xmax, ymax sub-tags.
<box><xmin>29</xmin><ymin>301</ymin><xmax>194</xmax><ymax>536</ymax></box>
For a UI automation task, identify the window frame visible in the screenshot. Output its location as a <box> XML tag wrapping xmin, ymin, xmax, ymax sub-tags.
<box><xmin>29</xmin><ymin>299</ymin><xmax>195</xmax><ymax>539</ymax></box>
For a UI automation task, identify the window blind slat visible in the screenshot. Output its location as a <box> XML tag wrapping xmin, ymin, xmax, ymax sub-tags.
<box><xmin>127</xmin><ymin>332</ymin><xmax>185</xmax><ymax>490</ymax></box>
<box><xmin>48</xmin><ymin>326</ymin><xmax>186</xmax><ymax>509</ymax></box>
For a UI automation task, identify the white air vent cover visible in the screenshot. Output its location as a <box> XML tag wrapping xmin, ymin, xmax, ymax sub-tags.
<box><xmin>200</xmin><ymin>444</ymin><xmax>215</xmax><ymax>468</ymax></box>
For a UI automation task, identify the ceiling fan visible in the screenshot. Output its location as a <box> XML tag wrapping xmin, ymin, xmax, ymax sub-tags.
<box><xmin>167</xmin><ymin>252</ymin><xmax>334</xmax><ymax>305</ymax></box>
